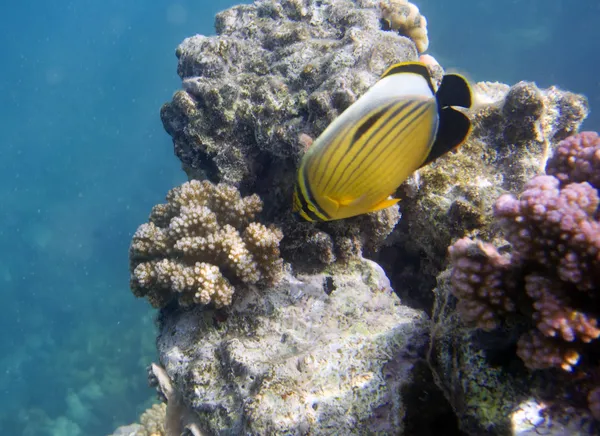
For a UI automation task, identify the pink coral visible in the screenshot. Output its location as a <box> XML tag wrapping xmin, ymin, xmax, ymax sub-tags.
<box><xmin>546</xmin><ymin>131</ymin><xmax>600</xmax><ymax>189</ymax></box>
<box><xmin>448</xmin><ymin>238</ymin><xmax>515</xmax><ymax>330</ymax></box>
<box><xmin>495</xmin><ymin>176</ymin><xmax>600</xmax><ymax>290</ymax></box>
<box><xmin>448</xmin><ymin>131</ymin><xmax>600</xmax><ymax>419</ymax></box>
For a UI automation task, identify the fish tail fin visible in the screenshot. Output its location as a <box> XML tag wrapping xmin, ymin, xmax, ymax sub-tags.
<box><xmin>418</xmin><ymin>73</ymin><xmax>472</xmax><ymax>168</ymax></box>
<box><xmin>420</xmin><ymin>107</ymin><xmax>471</xmax><ymax>168</ymax></box>
<box><xmin>436</xmin><ymin>74</ymin><xmax>472</xmax><ymax>109</ymax></box>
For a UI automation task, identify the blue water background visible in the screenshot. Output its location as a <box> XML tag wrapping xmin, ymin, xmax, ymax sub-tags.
<box><xmin>0</xmin><ymin>1</ymin><xmax>597</xmax><ymax>435</ymax></box>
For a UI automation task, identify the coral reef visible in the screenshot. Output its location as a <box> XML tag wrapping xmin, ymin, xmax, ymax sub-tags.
<box><xmin>546</xmin><ymin>130</ymin><xmax>600</xmax><ymax>188</ymax></box>
<box><xmin>135</xmin><ymin>403</ymin><xmax>167</xmax><ymax>436</ymax></box>
<box><xmin>380</xmin><ymin>0</ymin><xmax>429</xmax><ymax>53</ymax></box>
<box><xmin>160</xmin><ymin>0</ymin><xmax>432</xmax><ymax>265</ymax></box>
<box><xmin>430</xmin><ymin>272</ymin><xmax>595</xmax><ymax>435</ymax></box>
<box><xmin>118</xmin><ymin>0</ymin><xmax>597</xmax><ymax>434</ymax></box>
<box><xmin>156</xmin><ymin>260</ymin><xmax>430</xmax><ymax>435</ymax></box>
<box><xmin>378</xmin><ymin>80</ymin><xmax>588</xmax><ymax>311</ymax></box>
<box><xmin>443</xmin><ymin>132</ymin><xmax>600</xmax><ymax>428</ymax></box>
<box><xmin>14</xmin><ymin>309</ymin><xmax>158</xmax><ymax>436</ymax></box>
<box><xmin>160</xmin><ymin>0</ymin><xmax>586</xmax><ymax>268</ymax></box>
<box><xmin>108</xmin><ymin>404</ymin><xmax>166</xmax><ymax>436</ymax></box>
<box><xmin>129</xmin><ymin>180</ymin><xmax>284</xmax><ymax>308</ymax></box>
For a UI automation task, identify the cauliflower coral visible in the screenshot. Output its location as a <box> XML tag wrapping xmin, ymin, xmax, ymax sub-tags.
<box><xmin>448</xmin><ymin>132</ymin><xmax>600</xmax><ymax>419</ymax></box>
<box><xmin>129</xmin><ymin>180</ymin><xmax>284</xmax><ymax>308</ymax></box>
<box><xmin>380</xmin><ymin>0</ymin><xmax>429</xmax><ymax>53</ymax></box>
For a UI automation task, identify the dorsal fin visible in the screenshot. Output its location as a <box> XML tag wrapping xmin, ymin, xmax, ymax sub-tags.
<box><xmin>380</xmin><ymin>61</ymin><xmax>436</xmax><ymax>95</ymax></box>
<box><xmin>420</xmin><ymin>107</ymin><xmax>471</xmax><ymax>168</ymax></box>
<box><xmin>436</xmin><ymin>73</ymin><xmax>472</xmax><ymax>109</ymax></box>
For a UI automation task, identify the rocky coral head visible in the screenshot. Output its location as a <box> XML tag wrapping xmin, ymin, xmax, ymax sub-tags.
<box><xmin>129</xmin><ymin>180</ymin><xmax>285</xmax><ymax>308</ymax></box>
<box><xmin>159</xmin><ymin>0</ymin><xmax>442</xmax><ymax>267</ymax></box>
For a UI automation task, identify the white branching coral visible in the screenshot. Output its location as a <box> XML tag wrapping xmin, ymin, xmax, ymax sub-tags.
<box><xmin>136</xmin><ymin>403</ymin><xmax>167</xmax><ymax>436</ymax></box>
<box><xmin>380</xmin><ymin>0</ymin><xmax>429</xmax><ymax>53</ymax></box>
<box><xmin>129</xmin><ymin>180</ymin><xmax>284</xmax><ymax>308</ymax></box>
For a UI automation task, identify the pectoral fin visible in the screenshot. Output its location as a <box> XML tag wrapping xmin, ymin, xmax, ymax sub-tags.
<box><xmin>322</xmin><ymin>195</ymin><xmax>343</xmax><ymax>212</ymax></box>
<box><xmin>368</xmin><ymin>197</ymin><xmax>400</xmax><ymax>213</ymax></box>
<box><xmin>323</xmin><ymin>193</ymin><xmax>364</xmax><ymax>211</ymax></box>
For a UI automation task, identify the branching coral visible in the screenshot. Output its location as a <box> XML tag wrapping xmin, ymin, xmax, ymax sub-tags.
<box><xmin>546</xmin><ymin>130</ymin><xmax>600</xmax><ymax>192</ymax></box>
<box><xmin>129</xmin><ymin>180</ymin><xmax>284</xmax><ymax>308</ymax></box>
<box><xmin>448</xmin><ymin>131</ymin><xmax>600</xmax><ymax>418</ymax></box>
<box><xmin>380</xmin><ymin>0</ymin><xmax>429</xmax><ymax>53</ymax></box>
<box><xmin>136</xmin><ymin>403</ymin><xmax>167</xmax><ymax>436</ymax></box>
<box><xmin>447</xmin><ymin>238</ymin><xmax>515</xmax><ymax>331</ymax></box>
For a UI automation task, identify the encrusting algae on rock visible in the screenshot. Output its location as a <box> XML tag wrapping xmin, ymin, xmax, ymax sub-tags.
<box><xmin>154</xmin><ymin>259</ymin><xmax>430</xmax><ymax>435</ymax></box>
<box><xmin>129</xmin><ymin>180</ymin><xmax>284</xmax><ymax>308</ymax></box>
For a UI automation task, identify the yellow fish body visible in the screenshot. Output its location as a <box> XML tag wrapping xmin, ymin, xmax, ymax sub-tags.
<box><xmin>293</xmin><ymin>61</ymin><xmax>472</xmax><ymax>222</ymax></box>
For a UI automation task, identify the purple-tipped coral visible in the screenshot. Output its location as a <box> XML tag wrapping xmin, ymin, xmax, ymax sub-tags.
<box><xmin>447</xmin><ymin>238</ymin><xmax>515</xmax><ymax>330</ymax></box>
<box><xmin>546</xmin><ymin>131</ymin><xmax>600</xmax><ymax>189</ymax></box>
<box><xmin>495</xmin><ymin>175</ymin><xmax>600</xmax><ymax>291</ymax></box>
<box><xmin>448</xmin><ymin>131</ymin><xmax>600</xmax><ymax>417</ymax></box>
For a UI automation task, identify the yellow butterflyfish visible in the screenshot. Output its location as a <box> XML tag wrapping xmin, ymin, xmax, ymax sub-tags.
<box><xmin>293</xmin><ymin>61</ymin><xmax>472</xmax><ymax>222</ymax></box>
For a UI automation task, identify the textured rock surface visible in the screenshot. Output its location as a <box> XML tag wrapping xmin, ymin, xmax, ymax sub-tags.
<box><xmin>156</xmin><ymin>259</ymin><xmax>429</xmax><ymax>435</ymax></box>
<box><xmin>163</xmin><ymin>0</ymin><xmax>418</xmax><ymax>187</ymax></box>
<box><xmin>145</xmin><ymin>0</ymin><xmax>594</xmax><ymax>434</ymax></box>
<box><xmin>160</xmin><ymin>0</ymin><xmax>588</xmax><ymax>271</ymax></box>
<box><xmin>160</xmin><ymin>0</ymin><xmax>421</xmax><ymax>265</ymax></box>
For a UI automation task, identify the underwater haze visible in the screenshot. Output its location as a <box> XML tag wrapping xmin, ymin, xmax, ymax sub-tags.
<box><xmin>0</xmin><ymin>1</ymin><xmax>241</xmax><ymax>434</ymax></box>
<box><xmin>0</xmin><ymin>0</ymin><xmax>597</xmax><ymax>435</ymax></box>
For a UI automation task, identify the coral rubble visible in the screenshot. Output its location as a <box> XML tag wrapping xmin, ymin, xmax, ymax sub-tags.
<box><xmin>129</xmin><ymin>180</ymin><xmax>284</xmax><ymax>308</ymax></box>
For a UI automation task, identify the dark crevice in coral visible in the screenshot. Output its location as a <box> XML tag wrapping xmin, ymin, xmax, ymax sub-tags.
<box><xmin>374</xmin><ymin>242</ymin><xmax>439</xmax><ymax>317</ymax></box>
<box><xmin>401</xmin><ymin>360</ymin><xmax>465</xmax><ymax>436</ymax></box>
<box><xmin>181</xmin><ymin>146</ymin><xmax>221</xmax><ymax>183</ymax></box>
